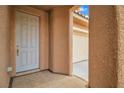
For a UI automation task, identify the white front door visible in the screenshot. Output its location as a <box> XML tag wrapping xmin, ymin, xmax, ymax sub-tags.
<box><xmin>16</xmin><ymin>11</ymin><xmax>39</xmax><ymax>73</ymax></box>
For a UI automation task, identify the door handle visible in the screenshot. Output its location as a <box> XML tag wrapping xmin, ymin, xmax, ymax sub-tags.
<box><xmin>17</xmin><ymin>48</ymin><xmax>19</xmax><ymax>56</ymax></box>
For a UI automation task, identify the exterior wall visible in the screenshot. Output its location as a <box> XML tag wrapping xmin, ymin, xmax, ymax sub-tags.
<box><xmin>89</xmin><ymin>6</ymin><xmax>118</xmax><ymax>87</ymax></box>
<box><xmin>0</xmin><ymin>6</ymin><xmax>10</xmax><ymax>87</ymax></box>
<box><xmin>40</xmin><ymin>8</ymin><xmax>49</xmax><ymax>70</ymax></box>
<box><xmin>49</xmin><ymin>6</ymin><xmax>71</xmax><ymax>74</ymax></box>
<box><xmin>116</xmin><ymin>6</ymin><xmax>124</xmax><ymax>87</ymax></box>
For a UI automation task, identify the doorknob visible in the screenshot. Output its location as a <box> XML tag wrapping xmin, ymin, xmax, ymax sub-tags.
<box><xmin>17</xmin><ymin>48</ymin><xmax>19</xmax><ymax>56</ymax></box>
<box><xmin>16</xmin><ymin>45</ymin><xmax>19</xmax><ymax>56</ymax></box>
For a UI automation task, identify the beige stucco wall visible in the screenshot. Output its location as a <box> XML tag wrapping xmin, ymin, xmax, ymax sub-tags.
<box><xmin>116</xmin><ymin>6</ymin><xmax>124</xmax><ymax>87</ymax></box>
<box><xmin>39</xmin><ymin>8</ymin><xmax>49</xmax><ymax>70</ymax></box>
<box><xmin>0</xmin><ymin>6</ymin><xmax>10</xmax><ymax>88</ymax></box>
<box><xmin>89</xmin><ymin>6</ymin><xmax>118</xmax><ymax>87</ymax></box>
<box><xmin>49</xmin><ymin>6</ymin><xmax>72</xmax><ymax>74</ymax></box>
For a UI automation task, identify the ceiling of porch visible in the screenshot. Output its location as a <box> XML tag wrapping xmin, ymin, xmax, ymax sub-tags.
<box><xmin>29</xmin><ymin>5</ymin><xmax>63</xmax><ymax>11</ymax></box>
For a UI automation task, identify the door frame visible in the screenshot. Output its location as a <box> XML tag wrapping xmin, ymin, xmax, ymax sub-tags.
<box><xmin>10</xmin><ymin>6</ymin><xmax>48</xmax><ymax>77</ymax></box>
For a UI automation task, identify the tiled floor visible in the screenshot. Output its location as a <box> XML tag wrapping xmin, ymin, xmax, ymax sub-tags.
<box><xmin>12</xmin><ymin>70</ymin><xmax>87</xmax><ymax>88</ymax></box>
<box><xmin>73</xmin><ymin>60</ymin><xmax>88</xmax><ymax>81</ymax></box>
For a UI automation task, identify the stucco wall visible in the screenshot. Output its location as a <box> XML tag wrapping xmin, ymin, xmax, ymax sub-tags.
<box><xmin>0</xmin><ymin>6</ymin><xmax>10</xmax><ymax>88</ymax></box>
<box><xmin>89</xmin><ymin>6</ymin><xmax>117</xmax><ymax>87</ymax></box>
<box><xmin>49</xmin><ymin>6</ymin><xmax>71</xmax><ymax>74</ymax></box>
<box><xmin>116</xmin><ymin>6</ymin><xmax>124</xmax><ymax>87</ymax></box>
<box><xmin>40</xmin><ymin>8</ymin><xmax>49</xmax><ymax>70</ymax></box>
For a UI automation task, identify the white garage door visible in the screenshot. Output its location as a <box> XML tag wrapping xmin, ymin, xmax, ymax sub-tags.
<box><xmin>73</xmin><ymin>32</ymin><xmax>88</xmax><ymax>63</ymax></box>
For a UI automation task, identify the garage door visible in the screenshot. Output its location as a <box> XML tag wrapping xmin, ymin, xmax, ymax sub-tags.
<box><xmin>73</xmin><ymin>31</ymin><xmax>88</xmax><ymax>63</ymax></box>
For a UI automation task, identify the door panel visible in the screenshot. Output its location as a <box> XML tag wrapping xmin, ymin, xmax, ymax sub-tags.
<box><xmin>16</xmin><ymin>11</ymin><xmax>39</xmax><ymax>73</ymax></box>
<box><xmin>73</xmin><ymin>32</ymin><xmax>88</xmax><ymax>63</ymax></box>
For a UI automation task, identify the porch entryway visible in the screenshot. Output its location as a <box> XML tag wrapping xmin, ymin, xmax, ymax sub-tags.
<box><xmin>12</xmin><ymin>70</ymin><xmax>87</xmax><ymax>88</ymax></box>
